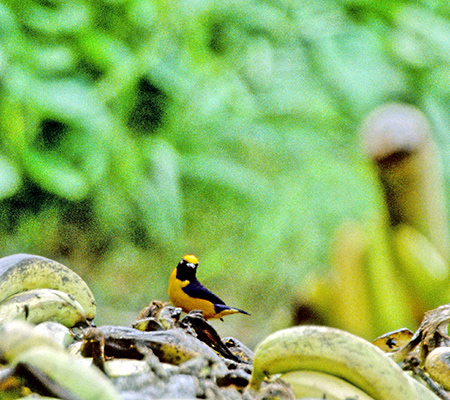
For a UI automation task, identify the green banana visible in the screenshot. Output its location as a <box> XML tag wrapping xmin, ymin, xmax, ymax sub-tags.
<box><xmin>0</xmin><ymin>254</ymin><xmax>96</xmax><ymax>320</ymax></box>
<box><xmin>0</xmin><ymin>288</ymin><xmax>87</xmax><ymax>328</ymax></box>
<box><xmin>248</xmin><ymin>325</ymin><xmax>419</xmax><ymax>400</ymax></box>
<box><xmin>280</xmin><ymin>370</ymin><xmax>375</xmax><ymax>400</ymax></box>
<box><xmin>393</xmin><ymin>224</ymin><xmax>449</xmax><ymax>306</ymax></box>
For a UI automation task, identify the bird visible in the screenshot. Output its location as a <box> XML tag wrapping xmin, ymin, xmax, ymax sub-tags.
<box><xmin>168</xmin><ymin>254</ymin><xmax>250</xmax><ymax>320</ymax></box>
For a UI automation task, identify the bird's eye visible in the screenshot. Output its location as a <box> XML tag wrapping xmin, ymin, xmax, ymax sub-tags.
<box><xmin>186</xmin><ymin>262</ymin><xmax>197</xmax><ymax>269</ymax></box>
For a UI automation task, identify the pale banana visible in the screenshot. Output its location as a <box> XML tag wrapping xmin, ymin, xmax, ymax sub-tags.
<box><xmin>248</xmin><ymin>325</ymin><xmax>419</xmax><ymax>400</ymax></box>
<box><xmin>0</xmin><ymin>288</ymin><xmax>87</xmax><ymax>328</ymax></box>
<box><xmin>0</xmin><ymin>320</ymin><xmax>121</xmax><ymax>400</ymax></box>
<box><xmin>280</xmin><ymin>370</ymin><xmax>375</xmax><ymax>400</ymax></box>
<box><xmin>13</xmin><ymin>344</ymin><xmax>120</xmax><ymax>400</ymax></box>
<box><xmin>0</xmin><ymin>254</ymin><xmax>96</xmax><ymax>320</ymax></box>
<box><xmin>34</xmin><ymin>321</ymin><xmax>74</xmax><ymax>348</ymax></box>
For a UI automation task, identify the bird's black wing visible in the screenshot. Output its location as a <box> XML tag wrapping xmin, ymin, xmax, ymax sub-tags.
<box><xmin>182</xmin><ymin>279</ymin><xmax>226</xmax><ymax>305</ymax></box>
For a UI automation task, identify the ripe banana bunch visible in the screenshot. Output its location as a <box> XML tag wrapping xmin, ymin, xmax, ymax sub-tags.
<box><xmin>248</xmin><ymin>325</ymin><xmax>440</xmax><ymax>400</ymax></box>
<box><xmin>0</xmin><ymin>253</ymin><xmax>96</xmax><ymax>327</ymax></box>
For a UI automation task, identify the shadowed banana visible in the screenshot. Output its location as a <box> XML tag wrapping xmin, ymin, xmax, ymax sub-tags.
<box><xmin>364</xmin><ymin>216</ymin><xmax>415</xmax><ymax>335</ymax></box>
<box><xmin>329</xmin><ymin>220</ymin><xmax>375</xmax><ymax>339</ymax></box>
<box><xmin>424</xmin><ymin>347</ymin><xmax>450</xmax><ymax>390</ymax></box>
<box><xmin>0</xmin><ymin>321</ymin><xmax>120</xmax><ymax>400</ymax></box>
<box><xmin>0</xmin><ymin>288</ymin><xmax>87</xmax><ymax>328</ymax></box>
<box><xmin>248</xmin><ymin>325</ymin><xmax>419</xmax><ymax>400</ymax></box>
<box><xmin>0</xmin><ymin>254</ymin><xmax>96</xmax><ymax>320</ymax></box>
<box><xmin>281</xmin><ymin>370</ymin><xmax>375</xmax><ymax>400</ymax></box>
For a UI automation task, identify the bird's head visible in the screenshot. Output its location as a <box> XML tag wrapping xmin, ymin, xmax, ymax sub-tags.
<box><xmin>176</xmin><ymin>254</ymin><xmax>199</xmax><ymax>281</ymax></box>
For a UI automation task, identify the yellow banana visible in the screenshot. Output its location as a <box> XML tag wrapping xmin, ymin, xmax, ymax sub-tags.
<box><xmin>281</xmin><ymin>370</ymin><xmax>375</xmax><ymax>400</ymax></box>
<box><xmin>393</xmin><ymin>224</ymin><xmax>449</xmax><ymax>306</ymax></box>
<box><xmin>0</xmin><ymin>254</ymin><xmax>96</xmax><ymax>320</ymax></box>
<box><xmin>248</xmin><ymin>325</ymin><xmax>419</xmax><ymax>400</ymax></box>
<box><xmin>328</xmin><ymin>220</ymin><xmax>375</xmax><ymax>339</ymax></box>
<box><xmin>364</xmin><ymin>216</ymin><xmax>415</xmax><ymax>335</ymax></box>
<box><xmin>0</xmin><ymin>288</ymin><xmax>87</xmax><ymax>328</ymax></box>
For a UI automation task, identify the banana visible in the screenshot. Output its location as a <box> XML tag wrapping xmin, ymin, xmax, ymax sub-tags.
<box><xmin>0</xmin><ymin>254</ymin><xmax>96</xmax><ymax>320</ymax></box>
<box><xmin>0</xmin><ymin>288</ymin><xmax>87</xmax><ymax>328</ymax></box>
<box><xmin>424</xmin><ymin>347</ymin><xmax>450</xmax><ymax>390</ymax></box>
<box><xmin>329</xmin><ymin>220</ymin><xmax>375</xmax><ymax>339</ymax></box>
<box><xmin>14</xmin><ymin>345</ymin><xmax>120</xmax><ymax>400</ymax></box>
<box><xmin>34</xmin><ymin>321</ymin><xmax>75</xmax><ymax>349</ymax></box>
<box><xmin>0</xmin><ymin>321</ymin><xmax>120</xmax><ymax>400</ymax></box>
<box><xmin>280</xmin><ymin>370</ymin><xmax>375</xmax><ymax>400</ymax></box>
<box><xmin>248</xmin><ymin>325</ymin><xmax>419</xmax><ymax>400</ymax></box>
<box><xmin>393</xmin><ymin>224</ymin><xmax>449</xmax><ymax>306</ymax></box>
<box><xmin>364</xmin><ymin>216</ymin><xmax>415</xmax><ymax>335</ymax></box>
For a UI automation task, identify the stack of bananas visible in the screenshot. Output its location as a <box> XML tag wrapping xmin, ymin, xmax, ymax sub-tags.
<box><xmin>306</xmin><ymin>103</ymin><xmax>450</xmax><ymax>339</ymax></box>
<box><xmin>0</xmin><ymin>253</ymin><xmax>96</xmax><ymax>327</ymax></box>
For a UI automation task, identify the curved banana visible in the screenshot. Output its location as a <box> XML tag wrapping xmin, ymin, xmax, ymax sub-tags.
<box><xmin>0</xmin><ymin>321</ymin><xmax>120</xmax><ymax>400</ymax></box>
<box><xmin>248</xmin><ymin>325</ymin><xmax>418</xmax><ymax>400</ymax></box>
<box><xmin>14</xmin><ymin>344</ymin><xmax>120</xmax><ymax>400</ymax></box>
<box><xmin>0</xmin><ymin>288</ymin><xmax>87</xmax><ymax>328</ymax></box>
<box><xmin>0</xmin><ymin>254</ymin><xmax>96</xmax><ymax>320</ymax></box>
<box><xmin>281</xmin><ymin>370</ymin><xmax>375</xmax><ymax>400</ymax></box>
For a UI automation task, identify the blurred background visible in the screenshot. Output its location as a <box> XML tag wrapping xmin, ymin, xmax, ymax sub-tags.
<box><xmin>1</xmin><ymin>0</ymin><xmax>450</xmax><ymax>348</ymax></box>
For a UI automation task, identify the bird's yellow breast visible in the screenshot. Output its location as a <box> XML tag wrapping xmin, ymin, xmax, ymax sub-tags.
<box><xmin>168</xmin><ymin>268</ymin><xmax>218</xmax><ymax>319</ymax></box>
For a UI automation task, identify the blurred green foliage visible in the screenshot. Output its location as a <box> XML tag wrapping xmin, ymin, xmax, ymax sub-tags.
<box><xmin>1</xmin><ymin>0</ymin><xmax>450</xmax><ymax>345</ymax></box>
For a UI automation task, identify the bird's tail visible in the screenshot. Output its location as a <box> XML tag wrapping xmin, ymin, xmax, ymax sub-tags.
<box><xmin>214</xmin><ymin>304</ymin><xmax>250</xmax><ymax>318</ymax></box>
<box><xmin>233</xmin><ymin>307</ymin><xmax>250</xmax><ymax>316</ymax></box>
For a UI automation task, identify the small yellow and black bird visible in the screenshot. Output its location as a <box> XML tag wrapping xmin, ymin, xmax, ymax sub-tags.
<box><xmin>168</xmin><ymin>255</ymin><xmax>250</xmax><ymax>320</ymax></box>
